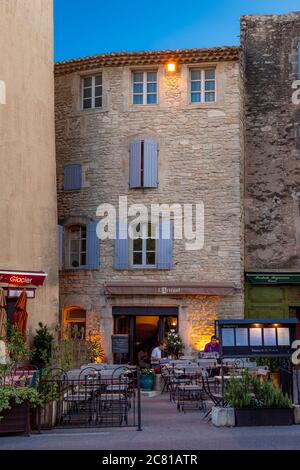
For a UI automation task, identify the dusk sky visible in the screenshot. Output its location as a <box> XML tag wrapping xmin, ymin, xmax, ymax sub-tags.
<box><xmin>54</xmin><ymin>0</ymin><xmax>300</xmax><ymax>62</ymax></box>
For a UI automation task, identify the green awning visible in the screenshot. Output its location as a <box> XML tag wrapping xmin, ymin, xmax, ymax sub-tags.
<box><xmin>246</xmin><ymin>273</ymin><xmax>300</xmax><ymax>285</ymax></box>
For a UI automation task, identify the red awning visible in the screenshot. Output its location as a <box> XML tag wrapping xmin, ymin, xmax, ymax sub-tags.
<box><xmin>0</xmin><ymin>270</ymin><xmax>47</xmax><ymax>287</ymax></box>
<box><xmin>104</xmin><ymin>281</ymin><xmax>236</xmax><ymax>297</ymax></box>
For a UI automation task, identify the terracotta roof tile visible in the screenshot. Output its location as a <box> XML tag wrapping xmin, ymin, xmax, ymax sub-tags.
<box><xmin>54</xmin><ymin>46</ymin><xmax>240</xmax><ymax>76</ymax></box>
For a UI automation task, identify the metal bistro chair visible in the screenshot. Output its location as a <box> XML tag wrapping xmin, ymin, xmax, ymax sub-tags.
<box><xmin>199</xmin><ymin>368</ymin><xmax>225</xmax><ymax>421</ymax></box>
<box><xmin>95</xmin><ymin>367</ymin><xmax>133</xmax><ymax>426</ymax></box>
<box><xmin>176</xmin><ymin>369</ymin><xmax>205</xmax><ymax>413</ymax></box>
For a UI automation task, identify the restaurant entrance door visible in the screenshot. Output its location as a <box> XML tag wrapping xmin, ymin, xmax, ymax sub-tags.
<box><xmin>112</xmin><ymin>306</ymin><xmax>179</xmax><ymax>364</ymax></box>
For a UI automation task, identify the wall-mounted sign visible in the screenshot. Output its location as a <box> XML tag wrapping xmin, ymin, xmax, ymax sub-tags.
<box><xmin>215</xmin><ymin>319</ymin><xmax>298</xmax><ymax>358</ymax></box>
<box><xmin>246</xmin><ymin>273</ymin><xmax>300</xmax><ymax>285</ymax></box>
<box><xmin>0</xmin><ymin>270</ymin><xmax>47</xmax><ymax>287</ymax></box>
<box><xmin>111</xmin><ymin>334</ymin><xmax>129</xmax><ymax>354</ymax></box>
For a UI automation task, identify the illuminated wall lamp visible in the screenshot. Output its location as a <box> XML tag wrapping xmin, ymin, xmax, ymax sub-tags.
<box><xmin>166</xmin><ymin>62</ymin><xmax>177</xmax><ymax>73</ymax></box>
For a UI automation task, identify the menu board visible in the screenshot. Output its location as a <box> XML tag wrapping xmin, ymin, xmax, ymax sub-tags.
<box><xmin>277</xmin><ymin>328</ymin><xmax>290</xmax><ymax>346</ymax></box>
<box><xmin>235</xmin><ymin>328</ymin><xmax>248</xmax><ymax>346</ymax></box>
<box><xmin>249</xmin><ymin>328</ymin><xmax>263</xmax><ymax>346</ymax></box>
<box><xmin>263</xmin><ymin>328</ymin><xmax>277</xmax><ymax>346</ymax></box>
<box><xmin>222</xmin><ymin>328</ymin><xmax>235</xmax><ymax>346</ymax></box>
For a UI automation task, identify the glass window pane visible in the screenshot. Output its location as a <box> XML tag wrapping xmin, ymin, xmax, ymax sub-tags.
<box><xmin>95</xmin><ymin>97</ymin><xmax>102</xmax><ymax>108</ymax></box>
<box><xmin>81</xmin><ymin>226</ymin><xmax>86</xmax><ymax>237</ymax></box>
<box><xmin>147</xmin><ymin>83</ymin><xmax>157</xmax><ymax>93</ymax></box>
<box><xmin>133</xmin><ymin>238</ymin><xmax>143</xmax><ymax>251</ymax></box>
<box><xmin>147</xmin><ymin>94</ymin><xmax>157</xmax><ymax>104</ymax></box>
<box><xmin>146</xmin><ymin>252</ymin><xmax>156</xmax><ymax>265</ymax></box>
<box><xmin>81</xmin><ymin>239</ymin><xmax>86</xmax><ymax>252</ymax></box>
<box><xmin>83</xmin><ymin>98</ymin><xmax>92</xmax><ymax>109</ymax></box>
<box><xmin>191</xmin><ymin>70</ymin><xmax>201</xmax><ymax>81</ymax></box>
<box><xmin>81</xmin><ymin>253</ymin><xmax>86</xmax><ymax>266</ymax></box>
<box><xmin>95</xmin><ymin>85</ymin><xmax>102</xmax><ymax>96</ymax></box>
<box><xmin>191</xmin><ymin>93</ymin><xmax>201</xmax><ymax>103</ymax></box>
<box><xmin>133</xmin><ymin>95</ymin><xmax>143</xmax><ymax>105</ymax></box>
<box><xmin>133</xmin><ymin>72</ymin><xmax>143</xmax><ymax>82</ymax></box>
<box><xmin>95</xmin><ymin>75</ymin><xmax>102</xmax><ymax>86</ymax></box>
<box><xmin>205</xmin><ymin>92</ymin><xmax>215</xmax><ymax>102</ymax></box>
<box><xmin>70</xmin><ymin>254</ymin><xmax>80</xmax><ymax>268</ymax></box>
<box><xmin>205</xmin><ymin>69</ymin><xmax>215</xmax><ymax>80</ymax></box>
<box><xmin>133</xmin><ymin>252</ymin><xmax>143</xmax><ymax>265</ymax></box>
<box><xmin>84</xmin><ymin>88</ymin><xmax>92</xmax><ymax>98</ymax></box>
<box><xmin>205</xmin><ymin>81</ymin><xmax>215</xmax><ymax>91</ymax></box>
<box><xmin>191</xmin><ymin>81</ymin><xmax>201</xmax><ymax>92</ymax></box>
<box><xmin>83</xmin><ymin>77</ymin><xmax>92</xmax><ymax>87</ymax></box>
<box><xmin>133</xmin><ymin>83</ymin><xmax>143</xmax><ymax>93</ymax></box>
<box><xmin>146</xmin><ymin>238</ymin><xmax>156</xmax><ymax>251</ymax></box>
<box><xmin>147</xmin><ymin>72</ymin><xmax>157</xmax><ymax>82</ymax></box>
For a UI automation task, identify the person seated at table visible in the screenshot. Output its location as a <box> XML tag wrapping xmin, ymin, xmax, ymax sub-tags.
<box><xmin>138</xmin><ymin>346</ymin><xmax>150</xmax><ymax>368</ymax></box>
<box><xmin>151</xmin><ymin>341</ymin><xmax>165</xmax><ymax>365</ymax></box>
<box><xmin>204</xmin><ymin>335</ymin><xmax>220</xmax><ymax>353</ymax></box>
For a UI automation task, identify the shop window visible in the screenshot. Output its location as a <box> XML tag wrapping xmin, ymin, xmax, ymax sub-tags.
<box><xmin>64</xmin><ymin>306</ymin><xmax>86</xmax><ymax>339</ymax></box>
<box><xmin>129</xmin><ymin>138</ymin><xmax>158</xmax><ymax>188</ymax></box>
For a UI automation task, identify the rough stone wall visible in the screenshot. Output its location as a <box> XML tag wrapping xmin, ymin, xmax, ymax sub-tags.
<box><xmin>0</xmin><ymin>0</ymin><xmax>59</xmax><ymax>337</ymax></box>
<box><xmin>55</xmin><ymin>58</ymin><xmax>244</xmax><ymax>358</ymax></box>
<box><xmin>241</xmin><ymin>13</ymin><xmax>300</xmax><ymax>270</ymax></box>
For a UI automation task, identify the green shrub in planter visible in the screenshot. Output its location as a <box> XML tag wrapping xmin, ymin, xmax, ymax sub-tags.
<box><xmin>224</xmin><ymin>370</ymin><xmax>292</xmax><ymax>409</ymax></box>
<box><xmin>0</xmin><ymin>386</ymin><xmax>41</xmax><ymax>418</ymax></box>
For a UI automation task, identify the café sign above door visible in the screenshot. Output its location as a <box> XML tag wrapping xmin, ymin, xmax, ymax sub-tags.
<box><xmin>0</xmin><ymin>270</ymin><xmax>47</xmax><ymax>287</ymax></box>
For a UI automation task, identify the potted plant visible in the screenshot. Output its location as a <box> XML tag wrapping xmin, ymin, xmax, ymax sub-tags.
<box><xmin>224</xmin><ymin>370</ymin><xmax>293</xmax><ymax>426</ymax></box>
<box><xmin>0</xmin><ymin>386</ymin><xmax>40</xmax><ymax>435</ymax></box>
<box><xmin>140</xmin><ymin>368</ymin><xmax>154</xmax><ymax>391</ymax></box>
<box><xmin>165</xmin><ymin>330</ymin><xmax>185</xmax><ymax>359</ymax></box>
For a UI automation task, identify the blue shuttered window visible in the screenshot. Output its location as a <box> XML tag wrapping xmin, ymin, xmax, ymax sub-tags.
<box><xmin>129</xmin><ymin>141</ymin><xmax>141</xmax><ymax>188</ymax></box>
<box><xmin>86</xmin><ymin>222</ymin><xmax>100</xmax><ymax>270</ymax></box>
<box><xmin>157</xmin><ymin>220</ymin><xmax>173</xmax><ymax>270</ymax></box>
<box><xmin>129</xmin><ymin>139</ymin><xmax>158</xmax><ymax>188</ymax></box>
<box><xmin>115</xmin><ymin>222</ymin><xmax>129</xmax><ymax>270</ymax></box>
<box><xmin>144</xmin><ymin>139</ymin><xmax>158</xmax><ymax>188</ymax></box>
<box><xmin>58</xmin><ymin>225</ymin><xmax>63</xmax><ymax>271</ymax></box>
<box><xmin>64</xmin><ymin>164</ymin><xmax>82</xmax><ymax>191</ymax></box>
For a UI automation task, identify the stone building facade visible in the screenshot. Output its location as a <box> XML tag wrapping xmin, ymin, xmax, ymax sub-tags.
<box><xmin>55</xmin><ymin>47</ymin><xmax>244</xmax><ymax>361</ymax></box>
<box><xmin>0</xmin><ymin>0</ymin><xmax>59</xmax><ymax>336</ymax></box>
<box><xmin>241</xmin><ymin>13</ymin><xmax>300</xmax><ymax>320</ymax></box>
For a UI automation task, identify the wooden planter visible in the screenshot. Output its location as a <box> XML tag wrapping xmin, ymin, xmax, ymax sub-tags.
<box><xmin>235</xmin><ymin>408</ymin><xmax>293</xmax><ymax>427</ymax></box>
<box><xmin>31</xmin><ymin>401</ymin><xmax>58</xmax><ymax>430</ymax></box>
<box><xmin>0</xmin><ymin>401</ymin><xmax>30</xmax><ymax>435</ymax></box>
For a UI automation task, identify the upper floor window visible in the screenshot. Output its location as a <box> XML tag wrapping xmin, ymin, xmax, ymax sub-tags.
<box><xmin>58</xmin><ymin>222</ymin><xmax>99</xmax><ymax>271</ymax></box>
<box><xmin>190</xmin><ymin>68</ymin><xmax>216</xmax><ymax>103</ymax></box>
<box><xmin>132</xmin><ymin>71</ymin><xmax>157</xmax><ymax>105</ymax></box>
<box><xmin>132</xmin><ymin>223</ymin><xmax>157</xmax><ymax>268</ymax></box>
<box><xmin>64</xmin><ymin>164</ymin><xmax>82</xmax><ymax>191</ymax></box>
<box><xmin>129</xmin><ymin>139</ymin><xmax>158</xmax><ymax>188</ymax></box>
<box><xmin>67</xmin><ymin>225</ymin><xmax>87</xmax><ymax>268</ymax></box>
<box><xmin>82</xmin><ymin>75</ymin><xmax>102</xmax><ymax>109</ymax></box>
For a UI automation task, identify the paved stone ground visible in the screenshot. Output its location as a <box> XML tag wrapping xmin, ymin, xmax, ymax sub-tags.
<box><xmin>0</xmin><ymin>394</ymin><xmax>300</xmax><ymax>450</ymax></box>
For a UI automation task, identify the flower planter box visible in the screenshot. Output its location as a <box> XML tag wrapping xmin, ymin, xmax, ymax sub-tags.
<box><xmin>235</xmin><ymin>408</ymin><xmax>293</xmax><ymax>427</ymax></box>
<box><xmin>0</xmin><ymin>401</ymin><xmax>30</xmax><ymax>435</ymax></box>
<box><xmin>31</xmin><ymin>401</ymin><xmax>58</xmax><ymax>430</ymax></box>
